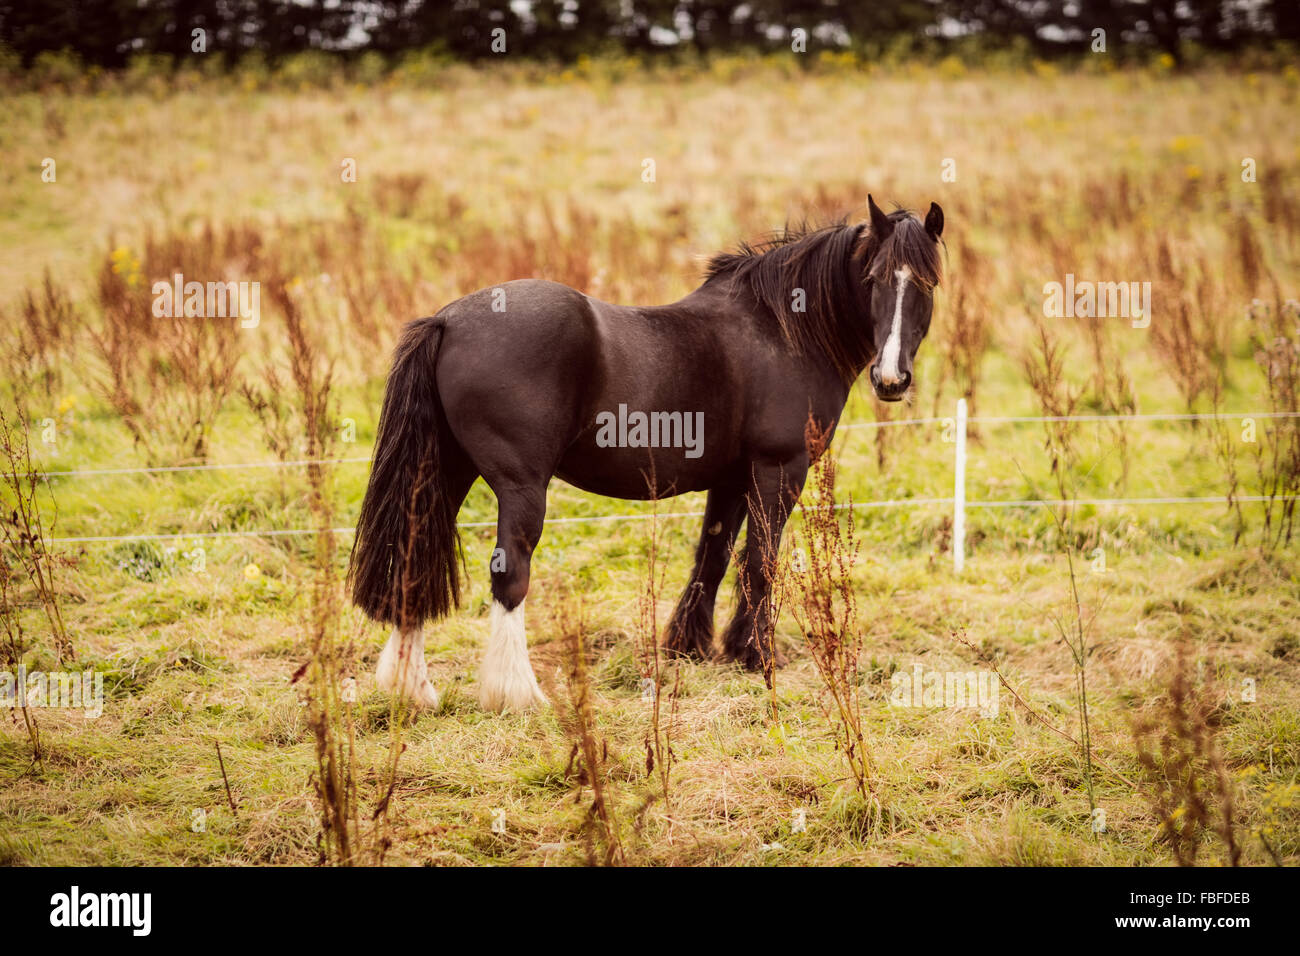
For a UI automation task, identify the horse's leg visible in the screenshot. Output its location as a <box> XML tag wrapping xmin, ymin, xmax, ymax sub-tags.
<box><xmin>479</xmin><ymin>479</ymin><xmax>549</xmax><ymax>712</ymax></box>
<box><xmin>376</xmin><ymin>627</ymin><xmax>440</xmax><ymax>708</ymax></box>
<box><xmin>373</xmin><ymin>465</ymin><xmax>478</xmax><ymax>710</ymax></box>
<box><xmin>663</xmin><ymin>484</ymin><xmax>746</xmax><ymax>659</ymax></box>
<box><xmin>721</xmin><ymin>461</ymin><xmax>807</xmax><ymax>671</ymax></box>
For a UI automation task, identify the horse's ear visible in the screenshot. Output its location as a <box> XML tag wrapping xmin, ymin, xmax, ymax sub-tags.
<box><xmin>867</xmin><ymin>194</ymin><xmax>893</xmax><ymax>240</ymax></box>
<box><xmin>925</xmin><ymin>201</ymin><xmax>944</xmax><ymax>240</ymax></box>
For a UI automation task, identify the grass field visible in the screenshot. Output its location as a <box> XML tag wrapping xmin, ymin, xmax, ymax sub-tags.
<box><xmin>1</xmin><ymin>61</ymin><xmax>1298</xmax><ymax>866</ymax></box>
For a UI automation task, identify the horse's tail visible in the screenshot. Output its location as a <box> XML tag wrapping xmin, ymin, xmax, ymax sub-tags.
<box><xmin>349</xmin><ymin>316</ymin><xmax>467</xmax><ymax>628</ymax></box>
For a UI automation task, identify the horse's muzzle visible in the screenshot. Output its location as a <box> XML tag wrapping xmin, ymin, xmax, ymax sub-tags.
<box><xmin>869</xmin><ymin>364</ymin><xmax>911</xmax><ymax>402</ymax></box>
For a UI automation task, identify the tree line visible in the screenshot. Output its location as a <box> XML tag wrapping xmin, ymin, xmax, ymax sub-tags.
<box><xmin>1</xmin><ymin>0</ymin><xmax>1295</xmax><ymax>69</ymax></box>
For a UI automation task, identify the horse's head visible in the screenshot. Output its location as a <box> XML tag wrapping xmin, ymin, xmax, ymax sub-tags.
<box><xmin>862</xmin><ymin>195</ymin><xmax>944</xmax><ymax>402</ymax></box>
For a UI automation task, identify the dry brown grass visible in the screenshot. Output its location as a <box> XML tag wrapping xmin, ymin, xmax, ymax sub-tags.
<box><xmin>1</xmin><ymin>272</ymin><xmax>79</xmax><ymax>406</ymax></box>
<box><xmin>633</xmin><ymin>480</ymin><xmax>679</xmax><ymax>811</ymax></box>
<box><xmin>1021</xmin><ymin>317</ymin><xmax>1082</xmax><ymax>514</ymax></box>
<box><xmin>0</xmin><ymin>407</ymin><xmax>77</xmax><ymax>769</ymax></box>
<box><xmin>84</xmin><ymin>228</ymin><xmax>255</xmax><ymax>464</ymax></box>
<box><xmin>787</xmin><ymin>419</ymin><xmax>875</xmax><ymax>816</ymax></box>
<box><xmin>551</xmin><ymin>585</ymin><xmax>625</xmax><ymax>865</ymax></box>
<box><xmin>1248</xmin><ymin>298</ymin><xmax>1300</xmax><ymax>548</ymax></box>
<box><xmin>0</xmin><ymin>408</ymin><xmax>73</xmax><ymax>666</ymax></box>
<box><xmin>1133</xmin><ymin>638</ymin><xmax>1242</xmax><ymax>867</ymax></box>
<box><xmin>931</xmin><ymin>234</ymin><xmax>992</xmax><ymax>428</ymax></box>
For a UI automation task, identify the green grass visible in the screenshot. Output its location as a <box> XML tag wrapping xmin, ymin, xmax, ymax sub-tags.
<box><xmin>4</xmin><ymin>542</ymin><xmax>1296</xmax><ymax>865</ymax></box>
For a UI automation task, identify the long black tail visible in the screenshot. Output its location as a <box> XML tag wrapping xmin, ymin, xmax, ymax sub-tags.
<box><xmin>349</xmin><ymin>317</ymin><xmax>467</xmax><ymax>628</ymax></box>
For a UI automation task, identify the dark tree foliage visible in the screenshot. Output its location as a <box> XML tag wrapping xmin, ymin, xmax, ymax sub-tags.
<box><xmin>938</xmin><ymin>0</ymin><xmax>1286</xmax><ymax>60</ymax></box>
<box><xmin>0</xmin><ymin>0</ymin><xmax>1292</xmax><ymax>68</ymax></box>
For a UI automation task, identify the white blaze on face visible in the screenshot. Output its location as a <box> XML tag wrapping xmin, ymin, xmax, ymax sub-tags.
<box><xmin>878</xmin><ymin>266</ymin><xmax>911</xmax><ymax>386</ymax></box>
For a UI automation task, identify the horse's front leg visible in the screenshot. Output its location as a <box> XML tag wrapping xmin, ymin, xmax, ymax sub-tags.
<box><xmin>721</xmin><ymin>461</ymin><xmax>807</xmax><ymax>673</ymax></box>
<box><xmin>663</xmin><ymin>484</ymin><xmax>746</xmax><ymax>660</ymax></box>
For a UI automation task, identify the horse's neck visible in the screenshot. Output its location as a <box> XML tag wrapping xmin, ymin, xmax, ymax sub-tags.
<box><xmin>832</xmin><ymin>270</ymin><xmax>876</xmax><ymax>381</ymax></box>
<box><xmin>675</xmin><ymin>276</ymin><xmax>873</xmax><ymax>388</ymax></box>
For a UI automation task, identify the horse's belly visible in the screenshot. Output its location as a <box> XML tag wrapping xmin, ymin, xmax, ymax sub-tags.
<box><xmin>555</xmin><ymin>438</ymin><xmax>723</xmax><ymax>501</ymax></box>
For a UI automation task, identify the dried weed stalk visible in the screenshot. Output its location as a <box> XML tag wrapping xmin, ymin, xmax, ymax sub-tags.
<box><xmin>1133</xmin><ymin>639</ymin><xmax>1241</xmax><ymax>867</ymax></box>
<box><xmin>788</xmin><ymin>418</ymin><xmax>875</xmax><ymax>806</ymax></box>
<box><xmin>553</xmin><ymin>587</ymin><xmax>625</xmax><ymax>866</ymax></box>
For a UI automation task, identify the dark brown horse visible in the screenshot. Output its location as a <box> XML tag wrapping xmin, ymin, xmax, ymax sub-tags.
<box><xmin>349</xmin><ymin>196</ymin><xmax>944</xmax><ymax>711</ymax></box>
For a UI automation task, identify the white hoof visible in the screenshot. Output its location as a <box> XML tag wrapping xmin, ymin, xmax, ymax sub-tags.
<box><xmin>376</xmin><ymin>627</ymin><xmax>440</xmax><ymax>709</ymax></box>
<box><xmin>479</xmin><ymin>600</ymin><xmax>548</xmax><ymax>712</ymax></box>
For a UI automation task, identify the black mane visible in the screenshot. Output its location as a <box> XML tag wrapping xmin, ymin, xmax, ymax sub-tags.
<box><xmin>704</xmin><ymin>210</ymin><xmax>942</xmax><ymax>383</ymax></box>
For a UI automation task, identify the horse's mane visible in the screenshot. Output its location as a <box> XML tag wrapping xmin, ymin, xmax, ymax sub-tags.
<box><xmin>704</xmin><ymin>210</ymin><xmax>941</xmax><ymax>383</ymax></box>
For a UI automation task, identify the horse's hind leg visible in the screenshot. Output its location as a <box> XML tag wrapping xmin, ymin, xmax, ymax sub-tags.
<box><xmin>373</xmin><ymin>464</ymin><xmax>478</xmax><ymax>710</ymax></box>
<box><xmin>664</xmin><ymin>484</ymin><xmax>746</xmax><ymax>659</ymax></box>
<box><xmin>479</xmin><ymin>479</ymin><xmax>549</xmax><ymax>712</ymax></box>
<box><xmin>376</xmin><ymin>627</ymin><xmax>441</xmax><ymax>708</ymax></box>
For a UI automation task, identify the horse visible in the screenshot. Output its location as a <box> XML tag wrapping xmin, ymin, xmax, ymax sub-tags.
<box><xmin>349</xmin><ymin>195</ymin><xmax>944</xmax><ymax>712</ymax></box>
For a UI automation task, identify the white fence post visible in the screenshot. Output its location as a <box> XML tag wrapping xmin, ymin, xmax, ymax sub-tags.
<box><xmin>953</xmin><ymin>398</ymin><xmax>968</xmax><ymax>574</ymax></box>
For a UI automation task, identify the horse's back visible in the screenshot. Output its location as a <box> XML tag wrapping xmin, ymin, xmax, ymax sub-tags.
<box><xmin>431</xmin><ymin>280</ymin><xmax>602</xmax><ymax>469</ymax></box>
<box><xmin>436</xmin><ymin>277</ymin><xmax>592</xmax><ymax>328</ymax></box>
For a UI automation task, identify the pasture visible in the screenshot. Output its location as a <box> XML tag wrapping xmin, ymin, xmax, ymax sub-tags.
<box><xmin>1</xmin><ymin>60</ymin><xmax>1298</xmax><ymax>866</ymax></box>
